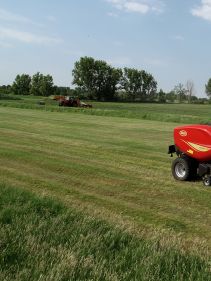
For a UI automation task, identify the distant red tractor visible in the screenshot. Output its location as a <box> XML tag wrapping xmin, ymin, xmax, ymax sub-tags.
<box><xmin>53</xmin><ymin>96</ymin><xmax>92</xmax><ymax>108</ymax></box>
<box><xmin>169</xmin><ymin>125</ymin><xmax>211</xmax><ymax>186</ymax></box>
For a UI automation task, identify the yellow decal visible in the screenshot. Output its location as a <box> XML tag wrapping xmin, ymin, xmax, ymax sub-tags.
<box><xmin>182</xmin><ymin>140</ymin><xmax>211</xmax><ymax>152</ymax></box>
<box><xmin>187</xmin><ymin>142</ymin><xmax>211</xmax><ymax>152</ymax></box>
<box><xmin>187</xmin><ymin>149</ymin><xmax>194</xmax><ymax>154</ymax></box>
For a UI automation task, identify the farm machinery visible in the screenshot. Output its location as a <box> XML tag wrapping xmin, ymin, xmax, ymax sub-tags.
<box><xmin>169</xmin><ymin>124</ymin><xmax>211</xmax><ymax>186</ymax></box>
<box><xmin>53</xmin><ymin>96</ymin><xmax>92</xmax><ymax>108</ymax></box>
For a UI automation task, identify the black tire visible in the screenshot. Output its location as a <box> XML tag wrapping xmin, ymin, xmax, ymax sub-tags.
<box><xmin>203</xmin><ymin>177</ymin><xmax>211</xmax><ymax>187</ymax></box>
<box><xmin>186</xmin><ymin>158</ymin><xmax>198</xmax><ymax>180</ymax></box>
<box><xmin>171</xmin><ymin>157</ymin><xmax>191</xmax><ymax>181</ymax></box>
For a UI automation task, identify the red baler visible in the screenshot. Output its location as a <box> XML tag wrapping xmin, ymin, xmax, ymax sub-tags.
<box><xmin>169</xmin><ymin>124</ymin><xmax>211</xmax><ymax>186</ymax></box>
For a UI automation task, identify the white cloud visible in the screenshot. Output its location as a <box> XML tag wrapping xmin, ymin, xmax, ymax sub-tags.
<box><xmin>0</xmin><ymin>8</ymin><xmax>62</xmax><ymax>46</ymax></box>
<box><xmin>0</xmin><ymin>8</ymin><xmax>29</xmax><ymax>23</ymax></box>
<box><xmin>0</xmin><ymin>27</ymin><xmax>62</xmax><ymax>45</ymax></box>
<box><xmin>107</xmin><ymin>0</ymin><xmax>123</xmax><ymax>10</ymax></box>
<box><xmin>124</xmin><ymin>2</ymin><xmax>149</xmax><ymax>13</ymax></box>
<box><xmin>191</xmin><ymin>0</ymin><xmax>211</xmax><ymax>21</ymax></box>
<box><xmin>0</xmin><ymin>8</ymin><xmax>41</xmax><ymax>26</ymax></box>
<box><xmin>106</xmin><ymin>0</ymin><xmax>164</xmax><ymax>14</ymax></box>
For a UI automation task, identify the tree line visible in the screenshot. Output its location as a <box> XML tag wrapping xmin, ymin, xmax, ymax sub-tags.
<box><xmin>72</xmin><ymin>56</ymin><xmax>157</xmax><ymax>102</ymax></box>
<box><xmin>0</xmin><ymin>72</ymin><xmax>75</xmax><ymax>98</ymax></box>
<box><xmin>0</xmin><ymin>57</ymin><xmax>158</xmax><ymax>102</ymax></box>
<box><xmin>11</xmin><ymin>72</ymin><xmax>54</xmax><ymax>97</ymax></box>
<box><xmin>1</xmin><ymin>56</ymin><xmax>211</xmax><ymax>103</ymax></box>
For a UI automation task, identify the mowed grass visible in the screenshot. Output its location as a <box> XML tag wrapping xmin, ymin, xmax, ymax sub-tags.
<box><xmin>0</xmin><ymin>184</ymin><xmax>210</xmax><ymax>281</ymax></box>
<box><xmin>0</xmin><ymin>104</ymin><xmax>211</xmax><ymax>279</ymax></box>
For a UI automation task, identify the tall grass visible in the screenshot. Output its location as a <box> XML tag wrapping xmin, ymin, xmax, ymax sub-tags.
<box><xmin>0</xmin><ymin>184</ymin><xmax>210</xmax><ymax>281</ymax></box>
<box><xmin>1</xmin><ymin>95</ymin><xmax>211</xmax><ymax>124</ymax></box>
<box><xmin>0</xmin><ymin>94</ymin><xmax>21</xmax><ymax>100</ymax></box>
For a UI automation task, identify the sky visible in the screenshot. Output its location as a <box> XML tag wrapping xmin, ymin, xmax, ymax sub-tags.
<box><xmin>0</xmin><ymin>0</ymin><xmax>211</xmax><ymax>97</ymax></box>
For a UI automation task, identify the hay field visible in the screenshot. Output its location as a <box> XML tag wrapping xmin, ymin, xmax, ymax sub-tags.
<box><xmin>0</xmin><ymin>104</ymin><xmax>210</xmax><ymax>280</ymax></box>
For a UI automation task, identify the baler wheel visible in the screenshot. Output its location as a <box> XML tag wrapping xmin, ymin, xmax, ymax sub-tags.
<box><xmin>172</xmin><ymin>157</ymin><xmax>191</xmax><ymax>181</ymax></box>
<box><xmin>203</xmin><ymin>177</ymin><xmax>211</xmax><ymax>187</ymax></box>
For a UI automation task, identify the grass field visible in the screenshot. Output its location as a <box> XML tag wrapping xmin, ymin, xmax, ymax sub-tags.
<box><xmin>0</xmin><ymin>184</ymin><xmax>210</xmax><ymax>281</ymax></box>
<box><xmin>0</xmin><ymin>98</ymin><xmax>211</xmax><ymax>280</ymax></box>
<box><xmin>1</xmin><ymin>94</ymin><xmax>211</xmax><ymax>123</ymax></box>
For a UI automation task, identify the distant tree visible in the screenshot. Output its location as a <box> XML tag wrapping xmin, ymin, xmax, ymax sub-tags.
<box><xmin>54</xmin><ymin>86</ymin><xmax>75</xmax><ymax>97</ymax></box>
<box><xmin>73</xmin><ymin>87</ymin><xmax>89</xmax><ymax>99</ymax></box>
<box><xmin>174</xmin><ymin>83</ymin><xmax>186</xmax><ymax>102</ymax></box>
<box><xmin>102</xmin><ymin>66</ymin><xmax>122</xmax><ymax>101</ymax></box>
<box><xmin>142</xmin><ymin>71</ymin><xmax>157</xmax><ymax>101</ymax></box>
<box><xmin>186</xmin><ymin>80</ymin><xmax>195</xmax><ymax>103</ymax></box>
<box><xmin>191</xmin><ymin>95</ymin><xmax>198</xmax><ymax>102</ymax></box>
<box><xmin>115</xmin><ymin>90</ymin><xmax>128</xmax><ymax>102</ymax></box>
<box><xmin>72</xmin><ymin>57</ymin><xmax>122</xmax><ymax>101</ymax></box>
<box><xmin>30</xmin><ymin>72</ymin><xmax>54</xmax><ymax>96</ymax></box>
<box><xmin>205</xmin><ymin>78</ymin><xmax>211</xmax><ymax>99</ymax></box>
<box><xmin>121</xmin><ymin>68</ymin><xmax>157</xmax><ymax>101</ymax></box>
<box><xmin>12</xmin><ymin>74</ymin><xmax>31</xmax><ymax>95</ymax></box>
<box><xmin>158</xmin><ymin>89</ymin><xmax>166</xmax><ymax>103</ymax></box>
<box><xmin>0</xmin><ymin>85</ymin><xmax>12</xmax><ymax>95</ymax></box>
<box><xmin>166</xmin><ymin>91</ymin><xmax>177</xmax><ymax>103</ymax></box>
<box><xmin>72</xmin><ymin>57</ymin><xmax>95</xmax><ymax>98</ymax></box>
<box><xmin>191</xmin><ymin>97</ymin><xmax>208</xmax><ymax>104</ymax></box>
<box><xmin>121</xmin><ymin>68</ymin><xmax>143</xmax><ymax>101</ymax></box>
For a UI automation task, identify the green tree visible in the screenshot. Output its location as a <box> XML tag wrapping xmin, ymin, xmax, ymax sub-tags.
<box><xmin>30</xmin><ymin>72</ymin><xmax>54</xmax><ymax>96</ymax></box>
<box><xmin>142</xmin><ymin>71</ymin><xmax>157</xmax><ymax>101</ymax></box>
<box><xmin>121</xmin><ymin>68</ymin><xmax>157</xmax><ymax>101</ymax></box>
<box><xmin>54</xmin><ymin>86</ymin><xmax>74</xmax><ymax>97</ymax></box>
<box><xmin>174</xmin><ymin>83</ymin><xmax>186</xmax><ymax>103</ymax></box>
<box><xmin>166</xmin><ymin>91</ymin><xmax>177</xmax><ymax>103</ymax></box>
<box><xmin>72</xmin><ymin>57</ymin><xmax>95</xmax><ymax>98</ymax></box>
<box><xmin>121</xmin><ymin>68</ymin><xmax>143</xmax><ymax>101</ymax></box>
<box><xmin>12</xmin><ymin>74</ymin><xmax>31</xmax><ymax>95</ymax></box>
<box><xmin>205</xmin><ymin>78</ymin><xmax>211</xmax><ymax>99</ymax></box>
<box><xmin>94</xmin><ymin>61</ymin><xmax>122</xmax><ymax>101</ymax></box>
<box><xmin>158</xmin><ymin>89</ymin><xmax>166</xmax><ymax>103</ymax></box>
<box><xmin>0</xmin><ymin>85</ymin><xmax>12</xmax><ymax>95</ymax></box>
<box><xmin>72</xmin><ymin>57</ymin><xmax>122</xmax><ymax>101</ymax></box>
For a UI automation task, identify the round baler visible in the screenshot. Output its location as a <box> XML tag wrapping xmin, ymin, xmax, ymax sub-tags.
<box><xmin>168</xmin><ymin>124</ymin><xmax>211</xmax><ymax>186</ymax></box>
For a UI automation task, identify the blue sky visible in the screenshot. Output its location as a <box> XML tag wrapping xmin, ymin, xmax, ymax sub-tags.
<box><xmin>0</xmin><ymin>0</ymin><xmax>211</xmax><ymax>97</ymax></box>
